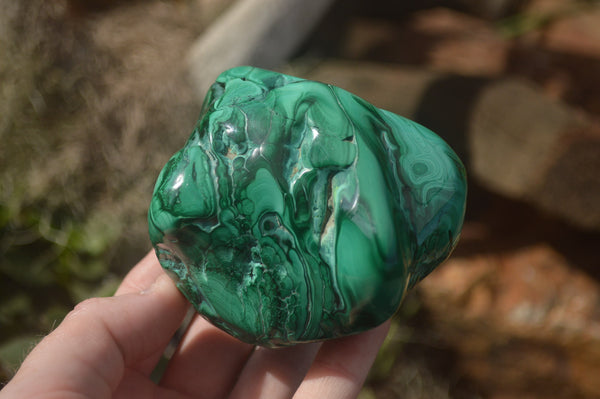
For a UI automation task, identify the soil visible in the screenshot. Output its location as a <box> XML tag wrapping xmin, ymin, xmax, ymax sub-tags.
<box><xmin>1</xmin><ymin>0</ymin><xmax>600</xmax><ymax>397</ymax></box>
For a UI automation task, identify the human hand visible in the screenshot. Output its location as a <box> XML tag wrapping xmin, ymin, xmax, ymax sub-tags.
<box><xmin>1</xmin><ymin>251</ymin><xmax>390</xmax><ymax>399</ymax></box>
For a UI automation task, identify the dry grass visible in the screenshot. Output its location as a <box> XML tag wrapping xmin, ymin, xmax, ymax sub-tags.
<box><xmin>0</xmin><ymin>0</ymin><xmax>230</xmax><ymax>376</ymax></box>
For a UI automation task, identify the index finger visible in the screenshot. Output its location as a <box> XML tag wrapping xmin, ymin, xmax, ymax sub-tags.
<box><xmin>115</xmin><ymin>250</ymin><xmax>165</xmax><ymax>295</ymax></box>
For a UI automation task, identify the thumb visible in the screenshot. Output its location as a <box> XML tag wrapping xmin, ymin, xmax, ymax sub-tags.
<box><xmin>1</xmin><ymin>273</ymin><xmax>188</xmax><ymax>399</ymax></box>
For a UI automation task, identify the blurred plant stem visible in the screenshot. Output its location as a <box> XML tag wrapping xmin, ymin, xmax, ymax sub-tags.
<box><xmin>497</xmin><ymin>0</ymin><xmax>600</xmax><ymax>38</ymax></box>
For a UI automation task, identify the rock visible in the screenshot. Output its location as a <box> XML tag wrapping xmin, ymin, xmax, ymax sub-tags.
<box><xmin>419</xmin><ymin>243</ymin><xmax>600</xmax><ymax>398</ymax></box>
<box><xmin>148</xmin><ymin>67</ymin><xmax>467</xmax><ymax>346</ymax></box>
<box><xmin>187</xmin><ymin>0</ymin><xmax>335</xmax><ymax>98</ymax></box>
<box><xmin>469</xmin><ymin>80</ymin><xmax>600</xmax><ymax>230</ymax></box>
<box><xmin>335</xmin><ymin>7</ymin><xmax>509</xmax><ymax>76</ymax></box>
<box><xmin>544</xmin><ymin>5</ymin><xmax>600</xmax><ymax>58</ymax></box>
<box><xmin>302</xmin><ymin>61</ymin><xmax>600</xmax><ymax>231</ymax></box>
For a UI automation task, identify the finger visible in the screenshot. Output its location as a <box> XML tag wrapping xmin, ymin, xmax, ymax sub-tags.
<box><xmin>2</xmin><ymin>273</ymin><xmax>188</xmax><ymax>399</ymax></box>
<box><xmin>293</xmin><ymin>322</ymin><xmax>390</xmax><ymax>399</ymax></box>
<box><xmin>159</xmin><ymin>314</ymin><xmax>254</xmax><ymax>399</ymax></box>
<box><xmin>114</xmin><ymin>369</ymin><xmax>189</xmax><ymax>399</ymax></box>
<box><xmin>228</xmin><ymin>343</ymin><xmax>321</xmax><ymax>399</ymax></box>
<box><xmin>115</xmin><ymin>250</ymin><xmax>164</xmax><ymax>296</ymax></box>
<box><xmin>115</xmin><ymin>250</ymin><xmax>192</xmax><ymax>375</ymax></box>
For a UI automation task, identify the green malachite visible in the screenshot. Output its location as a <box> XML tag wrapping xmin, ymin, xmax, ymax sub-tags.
<box><xmin>148</xmin><ymin>66</ymin><xmax>467</xmax><ymax>347</ymax></box>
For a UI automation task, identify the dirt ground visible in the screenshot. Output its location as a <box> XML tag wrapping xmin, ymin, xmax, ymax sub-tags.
<box><xmin>1</xmin><ymin>0</ymin><xmax>600</xmax><ymax>397</ymax></box>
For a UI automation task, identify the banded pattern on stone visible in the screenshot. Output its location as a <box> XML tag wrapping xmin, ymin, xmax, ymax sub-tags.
<box><xmin>148</xmin><ymin>66</ymin><xmax>467</xmax><ymax>346</ymax></box>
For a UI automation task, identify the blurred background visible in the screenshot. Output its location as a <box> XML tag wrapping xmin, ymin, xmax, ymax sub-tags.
<box><xmin>1</xmin><ymin>0</ymin><xmax>600</xmax><ymax>397</ymax></box>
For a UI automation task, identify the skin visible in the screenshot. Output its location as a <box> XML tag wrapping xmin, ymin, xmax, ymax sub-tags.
<box><xmin>0</xmin><ymin>251</ymin><xmax>390</xmax><ymax>399</ymax></box>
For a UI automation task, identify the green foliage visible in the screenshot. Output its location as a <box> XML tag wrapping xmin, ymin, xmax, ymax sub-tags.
<box><xmin>0</xmin><ymin>200</ymin><xmax>122</xmax><ymax>380</ymax></box>
<box><xmin>0</xmin><ymin>335</ymin><xmax>42</xmax><ymax>377</ymax></box>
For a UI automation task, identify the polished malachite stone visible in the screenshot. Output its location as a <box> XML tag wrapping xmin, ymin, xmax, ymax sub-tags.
<box><xmin>148</xmin><ymin>66</ymin><xmax>467</xmax><ymax>347</ymax></box>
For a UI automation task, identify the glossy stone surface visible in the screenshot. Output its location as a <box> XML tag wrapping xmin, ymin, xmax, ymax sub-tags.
<box><xmin>148</xmin><ymin>66</ymin><xmax>467</xmax><ymax>346</ymax></box>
